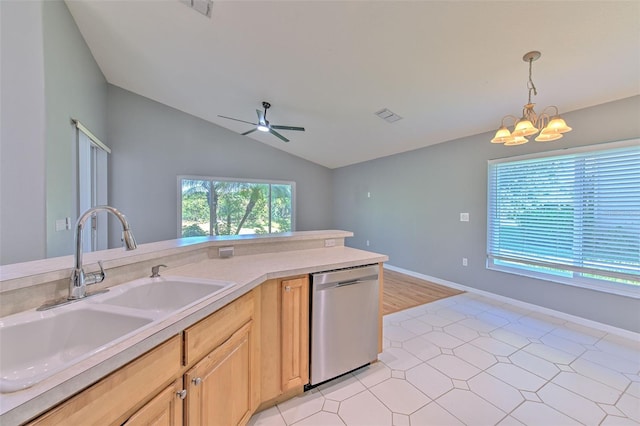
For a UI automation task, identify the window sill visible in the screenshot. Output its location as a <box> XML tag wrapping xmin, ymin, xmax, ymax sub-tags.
<box><xmin>488</xmin><ymin>263</ymin><xmax>640</xmax><ymax>299</ymax></box>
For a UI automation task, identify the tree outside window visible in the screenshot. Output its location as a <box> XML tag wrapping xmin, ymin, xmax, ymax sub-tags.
<box><xmin>179</xmin><ymin>177</ymin><xmax>294</xmax><ymax>237</ymax></box>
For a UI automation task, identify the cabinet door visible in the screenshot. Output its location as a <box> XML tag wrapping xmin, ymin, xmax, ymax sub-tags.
<box><xmin>185</xmin><ymin>321</ymin><xmax>253</xmax><ymax>426</ymax></box>
<box><xmin>28</xmin><ymin>335</ymin><xmax>182</xmax><ymax>426</ymax></box>
<box><xmin>259</xmin><ymin>279</ymin><xmax>281</xmax><ymax>402</ymax></box>
<box><xmin>280</xmin><ymin>276</ymin><xmax>309</xmax><ymax>392</ymax></box>
<box><xmin>123</xmin><ymin>378</ymin><xmax>184</xmax><ymax>426</ymax></box>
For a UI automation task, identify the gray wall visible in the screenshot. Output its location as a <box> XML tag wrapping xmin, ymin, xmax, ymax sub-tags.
<box><xmin>42</xmin><ymin>0</ymin><xmax>108</xmax><ymax>258</ymax></box>
<box><xmin>0</xmin><ymin>0</ymin><xmax>331</xmax><ymax>263</ymax></box>
<box><xmin>333</xmin><ymin>95</ymin><xmax>640</xmax><ymax>332</ymax></box>
<box><xmin>106</xmin><ymin>85</ymin><xmax>333</xmax><ymax>246</ymax></box>
<box><xmin>0</xmin><ymin>1</ymin><xmax>47</xmax><ymax>264</ymax></box>
<box><xmin>0</xmin><ymin>0</ymin><xmax>107</xmax><ymax>264</ymax></box>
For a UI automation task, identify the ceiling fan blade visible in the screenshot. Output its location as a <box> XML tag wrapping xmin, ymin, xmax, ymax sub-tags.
<box><xmin>218</xmin><ymin>115</ymin><xmax>257</xmax><ymax>126</ymax></box>
<box><xmin>241</xmin><ymin>128</ymin><xmax>258</xmax><ymax>136</ymax></box>
<box><xmin>271</xmin><ymin>125</ymin><xmax>305</xmax><ymax>132</ymax></box>
<box><xmin>269</xmin><ymin>129</ymin><xmax>290</xmax><ymax>143</ymax></box>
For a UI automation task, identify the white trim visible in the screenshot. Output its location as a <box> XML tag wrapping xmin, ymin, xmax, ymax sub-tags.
<box><xmin>72</xmin><ymin>119</ymin><xmax>111</xmax><ymax>153</ymax></box>
<box><xmin>489</xmin><ymin>262</ymin><xmax>640</xmax><ymax>299</ymax></box>
<box><xmin>488</xmin><ymin>137</ymin><xmax>638</xmax><ymax>164</ymax></box>
<box><xmin>383</xmin><ymin>263</ymin><xmax>640</xmax><ymax>341</ymax></box>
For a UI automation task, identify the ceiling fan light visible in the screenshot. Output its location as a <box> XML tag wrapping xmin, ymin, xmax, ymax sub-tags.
<box><xmin>257</xmin><ymin>124</ymin><xmax>269</xmax><ymax>132</ymax></box>
<box><xmin>504</xmin><ymin>136</ymin><xmax>529</xmax><ymax>146</ymax></box>
<box><xmin>491</xmin><ymin>126</ymin><xmax>513</xmax><ymax>144</ymax></box>
<box><xmin>546</xmin><ymin>116</ymin><xmax>572</xmax><ymax>134</ymax></box>
<box><xmin>512</xmin><ymin>119</ymin><xmax>538</xmax><ymax>137</ymax></box>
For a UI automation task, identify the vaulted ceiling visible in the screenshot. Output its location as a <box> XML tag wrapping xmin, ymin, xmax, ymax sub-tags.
<box><xmin>65</xmin><ymin>1</ymin><xmax>640</xmax><ymax>168</ymax></box>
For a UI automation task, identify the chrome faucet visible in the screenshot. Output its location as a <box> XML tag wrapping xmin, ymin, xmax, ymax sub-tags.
<box><xmin>150</xmin><ymin>264</ymin><xmax>167</xmax><ymax>278</ymax></box>
<box><xmin>69</xmin><ymin>206</ymin><xmax>137</xmax><ymax>300</ymax></box>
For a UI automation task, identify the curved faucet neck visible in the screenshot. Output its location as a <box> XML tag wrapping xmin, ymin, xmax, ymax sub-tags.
<box><xmin>71</xmin><ymin>206</ymin><xmax>136</xmax><ymax>299</ymax></box>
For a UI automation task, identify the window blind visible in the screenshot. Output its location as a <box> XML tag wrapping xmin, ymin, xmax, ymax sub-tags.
<box><xmin>487</xmin><ymin>142</ymin><xmax>640</xmax><ymax>286</ymax></box>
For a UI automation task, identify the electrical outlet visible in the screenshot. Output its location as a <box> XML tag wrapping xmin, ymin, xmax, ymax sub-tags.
<box><xmin>324</xmin><ymin>239</ymin><xmax>336</xmax><ymax>247</ymax></box>
<box><xmin>462</xmin><ymin>257</ymin><xmax>468</xmax><ymax>266</ymax></box>
<box><xmin>55</xmin><ymin>219</ymin><xmax>66</xmax><ymax>232</ymax></box>
<box><xmin>366</xmin><ymin>240</ymin><xmax>370</xmax><ymax>247</ymax></box>
<box><xmin>219</xmin><ymin>246</ymin><xmax>234</xmax><ymax>258</ymax></box>
<box><xmin>460</xmin><ymin>213</ymin><xmax>470</xmax><ymax>222</ymax></box>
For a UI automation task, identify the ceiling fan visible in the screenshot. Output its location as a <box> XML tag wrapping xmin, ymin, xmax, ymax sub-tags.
<box><xmin>218</xmin><ymin>101</ymin><xmax>305</xmax><ymax>143</ymax></box>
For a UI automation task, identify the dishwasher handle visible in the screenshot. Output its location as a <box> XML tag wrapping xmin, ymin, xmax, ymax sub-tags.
<box><xmin>335</xmin><ymin>279</ymin><xmax>367</xmax><ymax>288</ymax></box>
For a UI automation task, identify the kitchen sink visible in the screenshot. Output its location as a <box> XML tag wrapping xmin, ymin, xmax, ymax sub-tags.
<box><xmin>0</xmin><ymin>308</ymin><xmax>153</xmax><ymax>393</ymax></box>
<box><xmin>0</xmin><ymin>276</ymin><xmax>236</xmax><ymax>393</ymax></box>
<box><xmin>99</xmin><ymin>277</ymin><xmax>235</xmax><ymax>314</ymax></box>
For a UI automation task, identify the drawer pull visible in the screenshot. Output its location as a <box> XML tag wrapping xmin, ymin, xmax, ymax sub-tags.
<box><xmin>192</xmin><ymin>377</ymin><xmax>202</xmax><ymax>386</ymax></box>
<box><xmin>177</xmin><ymin>389</ymin><xmax>187</xmax><ymax>399</ymax></box>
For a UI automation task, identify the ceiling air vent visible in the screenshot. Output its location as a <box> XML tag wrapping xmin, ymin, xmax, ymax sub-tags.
<box><xmin>374</xmin><ymin>108</ymin><xmax>403</xmax><ymax>123</ymax></box>
<box><xmin>179</xmin><ymin>0</ymin><xmax>213</xmax><ymax>18</ymax></box>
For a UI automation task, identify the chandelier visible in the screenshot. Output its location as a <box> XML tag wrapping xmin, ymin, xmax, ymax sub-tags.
<box><xmin>491</xmin><ymin>51</ymin><xmax>572</xmax><ymax>146</ymax></box>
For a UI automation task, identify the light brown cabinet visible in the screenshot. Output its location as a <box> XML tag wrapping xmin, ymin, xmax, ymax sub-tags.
<box><xmin>185</xmin><ymin>321</ymin><xmax>254</xmax><ymax>426</ymax></box>
<box><xmin>280</xmin><ymin>277</ymin><xmax>309</xmax><ymax>393</ymax></box>
<box><xmin>259</xmin><ymin>275</ymin><xmax>309</xmax><ymax>408</ymax></box>
<box><xmin>123</xmin><ymin>378</ymin><xmax>184</xmax><ymax>426</ymax></box>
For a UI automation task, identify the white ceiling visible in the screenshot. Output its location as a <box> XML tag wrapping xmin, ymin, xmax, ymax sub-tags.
<box><xmin>65</xmin><ymin>1</ymin><xmax>640</xmax><ymax>169</ymax></box>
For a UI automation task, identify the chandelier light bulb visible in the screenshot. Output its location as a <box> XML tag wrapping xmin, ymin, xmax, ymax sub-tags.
<box><xmin>512</xmin><ymin>119</ymin><xmax>539</xmax><ymax>137</ymax></box>
<box><xmin>504</xmin><ymin>136</ymin><xmax>529</xmax><ymax>146</ymax></box>
<box><xmin>535</xmin><ymin>130</ymin><xmax>563</xmax><ymax>142</ymax></box>
<box><xmin>546</xmin><ymin>117</ymin><xmax>572</xmax><ymax>134</ymax></box>
<box><xmin>491</xmin><ymin>126</ymin><xmax>513</xmax><ymax>144</ymax></box>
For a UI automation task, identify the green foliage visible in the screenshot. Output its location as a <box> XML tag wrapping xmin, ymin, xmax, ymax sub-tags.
<box><xmin>182</xmin><ymin>192</ymin><xmax>209</xmax><ymax>222</ymax></box>
<box><xmin>181</xmin><ymin>179</ymin><xmax>293</xmax><ymax>236</ymax></box>
<box><xmin>181</xmin><ymin>223</ymin><xmax>208</xmax><ymax>237</ymax></box>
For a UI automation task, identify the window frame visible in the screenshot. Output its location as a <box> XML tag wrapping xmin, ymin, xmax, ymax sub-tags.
<box><xmin>486</xmin><ymin>139</ymin><xmax>640</xmax><ymax>299</ymax></box>
<box><xmin>177</xmin><ymin>175</ymin><xmax>296</xmax><ymax>238</ymax></box>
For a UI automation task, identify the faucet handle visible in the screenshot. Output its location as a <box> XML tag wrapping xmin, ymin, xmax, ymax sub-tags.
<box><xmin>151</xmin><ymin>264</ymin><xmax>168</xmax><ymax>278</ymax></box>
<box><xmin>85</xmin><ymin>260</ymin><xmax>106</xmax><ymax>285</ymax></box>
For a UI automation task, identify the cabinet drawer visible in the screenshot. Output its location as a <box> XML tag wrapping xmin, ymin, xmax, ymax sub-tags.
<box><xmin>184</xmin><ymin>290</ymin><xmax>254</xmax><ymax>366</ymax></box>
<box><xmin>28</xmin><ymin>335</ymin><xmax>182</xmax><ymax>426</ymax></box>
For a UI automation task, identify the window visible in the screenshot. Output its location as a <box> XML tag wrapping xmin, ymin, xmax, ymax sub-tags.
<box><xmin>487</xmin><ymin>140</ymin><xmax>640</xmax><ymax>297</ymax></box>
<box><xmin>178</xmin><ymin>176</ymin><xmax>294</xmax><ymax>237</ymax></box>
<box><xmin>75</xmin><ymin>120</ymin><xmax>110</xmax><ymax>253</ymax></box>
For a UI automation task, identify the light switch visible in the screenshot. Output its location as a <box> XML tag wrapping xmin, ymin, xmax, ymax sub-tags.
<box><xmin>460</xmin><ymin>213</ymin><xmax>470</xmax><ymax>222</ymax></box>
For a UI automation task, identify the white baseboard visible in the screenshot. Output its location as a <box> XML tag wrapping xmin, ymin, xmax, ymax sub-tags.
<box><xmin>384</xmin><ymin>263</ymin><xmax>640</xmax><ymax>341</ymax></box>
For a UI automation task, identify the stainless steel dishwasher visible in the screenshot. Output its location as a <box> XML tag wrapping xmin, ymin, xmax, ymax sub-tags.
<box><xmin>309</xmin><ymin>264</ymin><xmax>379</xmax><ymax>387</ymax></box>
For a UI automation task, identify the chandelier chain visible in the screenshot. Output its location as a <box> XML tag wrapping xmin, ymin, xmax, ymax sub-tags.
<box><xmin>527</xmin><ymin>57</ymin><xmax>538</xmax><ymax>105</ymax></box>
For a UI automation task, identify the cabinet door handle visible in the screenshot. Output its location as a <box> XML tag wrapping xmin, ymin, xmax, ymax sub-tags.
<box><xmin>177</xmin><ymin>389</ymin><xmax>187</xmax><ymax>399</ymax></box>
<box><xmin>192</xmin><ymin>377</ymin><xmax>202</xmax><ymax>386</ymax></box>
<box><xmin>285</xmin><ymin>286</ymin><xmax>291</xmax><ymax>292</ymax></box>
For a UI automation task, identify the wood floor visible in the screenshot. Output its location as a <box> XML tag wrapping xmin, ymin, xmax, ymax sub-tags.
<box><xmin>382</xmin><ymin>269</ymin><xmax>464</xmax><ymax>315</ymax></box>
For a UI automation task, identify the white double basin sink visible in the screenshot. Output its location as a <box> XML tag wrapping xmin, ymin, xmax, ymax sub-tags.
<box><xmin>0</xmin><ymin>276</ymin><xmax>235</xmax><ymax>393</ymax></box>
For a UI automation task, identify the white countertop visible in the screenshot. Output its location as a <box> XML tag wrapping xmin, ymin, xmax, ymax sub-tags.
<box><xmin>0</xmin><ymin>230</ymin><xmax>354</xmax><ymax>291</ymax></box>
<box><xmin>0</xmin><ymin>245</ymin><xmax>387</xmax><ymax>425</ymax></box>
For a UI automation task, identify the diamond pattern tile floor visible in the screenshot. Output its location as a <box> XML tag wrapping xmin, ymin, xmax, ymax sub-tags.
<box><xmin>249</xmin><ymin>293</ymin><xmax>640</xmax><ymax>425</ymax></box>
